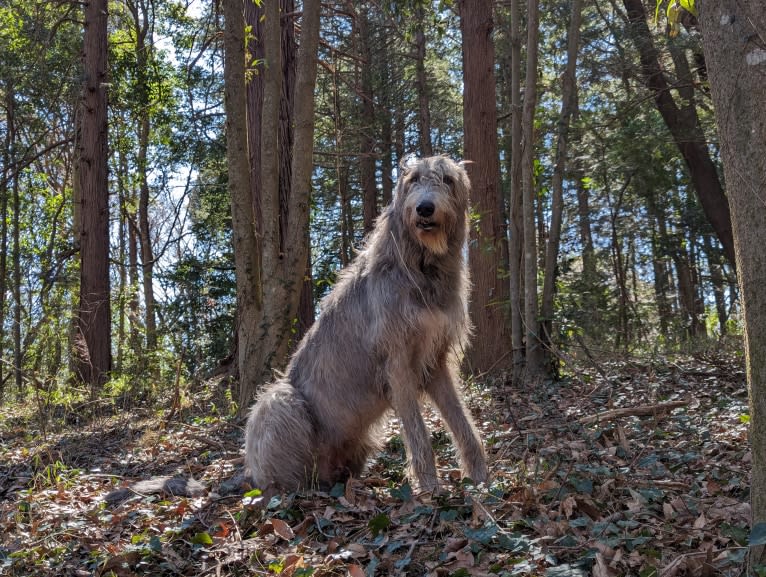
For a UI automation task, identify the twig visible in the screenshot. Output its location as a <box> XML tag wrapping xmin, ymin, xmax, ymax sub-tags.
<box><xmin>578</xmin><ymin>400</ymin><xmax>687</xmax><ymax>425</ymax></box>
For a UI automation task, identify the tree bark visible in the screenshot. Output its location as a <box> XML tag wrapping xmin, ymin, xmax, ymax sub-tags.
<box><xmin>697</xmin><ymin>1</ymin><xmax>766</xmax><ymax>571</ymax></box>
<box><xmin>223</xmin><ymin>0</ymin><xmax>261</xmax><ymax>405</ymax></box>
<box><xmin>235</xmin><ymin>0</ymin><xmax>320</xmax><ymax>409</ymax></box>
<box><xmin>414</xmin><ymin>5</ymin><xmax>433</xmax><ymax>157</ymax></box>
<box><xmin>508</xmin><ymin>0</ymin><xmax>525</xmax><ymax>381</ymax></box>
<box><xmin>131</xmin><ymin>0</ymin><xmax>157</xmax><ymax>353</ymax></box>
<box><xmin>0</xmin><ymin>82</ymin><xmax>10</xmax><ymax>398</ymax></box>
<box><xmin>76</xmin><ymin>0</ymin><xmax>111</xmax><ymax>389</ymax></box>
<box><xmin>458</xmin><ymin>0</ymin><xmax>512</xmax><ymax>375</ymax></box>
<box><xmin>522</xmin><ymin>0</ymin><xmax>543</xmax><ymax>375</ymax></box>
<box><xmin>356</xmin><ymin>5</ymin><xmax>377</xmax><ymax>234</ymax></box>
<box><xmin>621</xmin><ymin>0</ymin><xmax>736</xmax><ymax>269</ymax></box>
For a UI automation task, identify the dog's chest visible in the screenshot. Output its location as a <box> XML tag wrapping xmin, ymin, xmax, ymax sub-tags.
<box><xmin>412</xmin><ymin>307</ymin><xmax>457</xmax><ymax>366</ymax></box>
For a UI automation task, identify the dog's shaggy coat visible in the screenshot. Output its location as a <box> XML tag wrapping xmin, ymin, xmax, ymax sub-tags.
<box><xmin>244</xmin><ymin>156</ymin><xmax>488</xmax><ymax>492</ymax></box>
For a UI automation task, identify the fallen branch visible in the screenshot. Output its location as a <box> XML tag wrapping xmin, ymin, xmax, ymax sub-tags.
<box><xmin>578</xmin><ymin>400</ymin><xmax>687</xmax><ymax>425</ymax></box>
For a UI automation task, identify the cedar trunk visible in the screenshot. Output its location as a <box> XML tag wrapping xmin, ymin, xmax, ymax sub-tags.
<box><xmin>76</xmin><ymin>0</ymin><xmax>111</xmax><ymax>389</ymax></box>
<box><xmin>697</xmin><ymin>1</ymin><xmax>766</xmax><ymax>570</ymax></box>
<box><xmin>222</xmin><ymin>0</ymin><xmax>261</xmax><ymax>405</ymax></box>
<box><xmin>458</xmin><ymin>1</ymin><xmax>511</xmax><ymax>375</ymax></box>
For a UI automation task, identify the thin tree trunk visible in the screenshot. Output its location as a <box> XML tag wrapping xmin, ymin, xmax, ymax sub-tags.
<box><xmin>356</xmin><ymin>5</ymin><xmax>377</xmax><ymax>234</ymax></box>
<box><xmin>522</xmin><ymin>0</ymin><xmax>543</xmax><ymax>375</ymax></box>
<box><xmin>540</xmin><ymin>0</ymin><xmax>582</xmax><ymax>364</ymax></box>
<box><xmin>289</xmin><ymin>0</ymin><xmax>320</xmax><ymax>339</ymax></box>
<box><xmin>648</xmin><ymin>210</ymin><xmax>672</xmax><ymax>340</ymax></box>
<box><xmin>116</xmin><ymin>152</ymin><xmax>129</xmax><ymax>373</ymax></box>
<box><xmin>414</xmin><ymin>5</ymin><xmax>433</xmax><ymax>157</ymax></box>
<box><xmin>508</xmin><ymin>0</ymin><xmax>524</xmax><ymax>381</ymax></box>
<box><xmin>12</xmin><ymin>131</ymin><xmax>21</xmax><ymax>393</ymax></box>
<box><xmin>703</xmin><ymin>234</ymin><xmax>728</xmax><ymax>336</ymax></box>
<box><xmin>128</xmin><ymin>0</ymin><xmax>157</xmax><ymax>355</ymax></box>
<box><xmin>0</xmin><ymin>82</ymin><xmax>10</xmax><ymax>398</ymax></box>
<box><xmin>76</xmin><ymin>0</ymin><xmax>111</xmax><ymax>389</ymax></box>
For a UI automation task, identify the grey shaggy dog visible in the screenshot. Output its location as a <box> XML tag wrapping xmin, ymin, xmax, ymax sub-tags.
<box><xmin>245</xmin><ymin>156</ymin><xmax>488</xmax><ymax>493</ymax></box>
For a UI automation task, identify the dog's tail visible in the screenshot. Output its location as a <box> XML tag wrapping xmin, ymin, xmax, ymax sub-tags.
<box><xmin>245</xmin><ymin>380</ymin><xmax>317</xmax><ymax>491</ymax></box>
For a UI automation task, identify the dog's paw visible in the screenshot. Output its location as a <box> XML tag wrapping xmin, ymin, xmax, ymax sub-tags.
<box><xmin>463</xmin><ymin>460</ymin><xmax>488</xmax><ymax>485</ymax></box>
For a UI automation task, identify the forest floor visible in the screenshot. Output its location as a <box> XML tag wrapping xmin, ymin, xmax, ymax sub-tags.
<box><xmin>0</xmin><ymin>350</ymin><xmax>752</xmax><ymax>577</ymax></box>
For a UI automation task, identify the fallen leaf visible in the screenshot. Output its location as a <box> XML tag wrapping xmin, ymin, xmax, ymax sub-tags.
<box><xmin>270</xmin><ymin>518</ymin><xmax>295</xmax><ymax>541</ymax></box>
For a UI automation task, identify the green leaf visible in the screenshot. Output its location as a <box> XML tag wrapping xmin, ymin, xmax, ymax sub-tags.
<box><xmin>390</xmin><ymin>482</ymin><xmax>413</xmax><ymax>501</ymax></box>
<box><xmin>149</xmin><ymin>536</ymin><xmax>162</xmax><ymax>552</ymax></box>
<box><xmin>678</xmin><ymin>0</ymin><xmax>697</xmax><ymax>16</ymax></box>
<box><xmin>368</xmin><ymin>513</ymin><xmax>391</xmax><ymax>536</ymax></box>
<box><xmin>464</xmin><ymin>523</ymin><xmax>498</xmax><ymax>545</ymax></box>
<box><xmin>191</xmin><ymin>532</ymin><xmax>214</xmax><ymax>546</ymax></box>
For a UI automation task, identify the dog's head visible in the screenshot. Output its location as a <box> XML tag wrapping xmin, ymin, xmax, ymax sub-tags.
<box><xmin>395</xmin><ymin>156</ymin><xmax>470</xmax><ymax>256</ymax></box>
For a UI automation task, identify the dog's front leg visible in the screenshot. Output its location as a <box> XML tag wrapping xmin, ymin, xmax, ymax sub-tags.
<box><xmin>425</xmin><ymin>364</ymin><xmax>488</xmax><ymax>484</ymax></box>
<box><xmin>387</xmin><ymin>362</ymin><xmax>440</xmax><ymax>492</ymax></box>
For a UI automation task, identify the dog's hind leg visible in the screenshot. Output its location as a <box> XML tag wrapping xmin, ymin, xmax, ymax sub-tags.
<box><xmin>244</xmin><ymin>381</ymin><xmax>317</xmax><ymax>491</ymax></box>
<box><xmin>425</xmin><ymin>364</ymin><xmax>488</xmax><ymax>484</ymax></box>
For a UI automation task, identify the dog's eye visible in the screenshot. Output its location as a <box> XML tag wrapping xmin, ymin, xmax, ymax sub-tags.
<box><xmin>443</xmin><ymin>175</ymin><xmax>453</xmax><ymax>186</ymax></box>
<box><xmin>410</xmin><ymin>175</ymin><xmax>420</xmax><ymax>184</ymax></box>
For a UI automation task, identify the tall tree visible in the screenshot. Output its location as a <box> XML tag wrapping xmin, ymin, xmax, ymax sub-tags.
<box><xmin>521</xmin><ymin>0</ymin><xmax>543</xmax><ymax>375</ymax></box>
<box><xmin>414</xmin><ymin>3</ymin><xmax>433</xmax><ymax>157</ymax></box>
<box><xmin>507</xmin><ymin>0</ymin><xmax>525</xmax><ymax>381</ymax></box>
<box><xmin>223</xmin><ymin>0</ymin><xmax>260</xmax><ymax>406</ymax></box>
<box><xmin>129</xmin><ymin>0</ymin><xmax>158</xmax><ymax>354</ymax></box>
<box><xmin>697</xmin><ymin>1</ymin><xmax>766</xmax><ymax>571</ymax></box>
<box><xmin>76</xmin><ymin>0</ymin><xmax>111</xmax><ymax>388</ymax></box>
<box><xmin>540</xmin><ymin>0</ymin><xmax>583</xmax><ymax>366</ymax></box>
<box><xmin>458</xmin><ymin>0</ymin><xmax>511</xmax><ymax>375</ymax></box>
<box><xmin>229</xmin><ymin>0</ymin><xmax>321</xmax><ymax>409</ymax></box>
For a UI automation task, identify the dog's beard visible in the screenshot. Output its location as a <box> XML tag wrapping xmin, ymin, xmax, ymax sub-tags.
<box><xmin>413</xmin><ymin>220</ymin><xmax>449</xmax><ymax>255</ymax></box>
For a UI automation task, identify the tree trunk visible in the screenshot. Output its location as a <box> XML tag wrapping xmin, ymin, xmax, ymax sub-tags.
<box><xmin>223</xmin><ymin>0</ymin><xmax>261</xmax><ymax>405</ymax></box>
<box><xmin>288</xmin><ymin>0</ymin><xmax>320</xmax><ymax>340</ymax></box>
<box><xmin>458</xmin><ymin>0</ymin><xmax>511</xmax><ymax>375</ymax></box>
<box><xmin>0</xmin><ymin>82</ymin><xmax>10</xmax><ymax>398</ymax></box>
<box><xmin>703</xmin><ymin>234</ymin><xmax>728</xmax><ymax>336</ymax></box>
<box><xmin>508</xmin><ymin>0</ymin><xmax>524</xmax><ymax>381</ymax></box>
<box><xmin>76</xmin><ymin>0</ymin><xmax>111</xmax><ymax>389</ymax></box>
<box><xmin>12</xmin><ymin>125</ymin><xmax>21</xmax><ymax>393</ymax></box>
<box><xmin>132</xmin><ymin>0</ymin><xmax>157</xmax><ymax>353</ymax></box>
<box><xmin>697</xmin><ymin>2</ymin><xmax>766</xmax><ymax>571</ymax></box>
<box><xmin>414</xmin><ymin>5</ymin><xmax>433</xmax><ymax>157</ymax></box>
<box><xmin>621</xmin><ymin>0</ymin><xmax>736</xmax><ymax>269</ymax></box>
<box><xmin>540</xmin><ymin>0</ymin><xmax>582</xmax><ymax>366</ymax></box>
<box><xmin>356</xmin><ymin>5</ymin><xmax>377</xmax><ymax>234</ymax></box>
<box><xmin>646</xmin><ymin>202</ymin><xmax>673</xmax><ymax>340</ymax></box>
<box><xmin>236</xmin><ymin>0</ymin><xmax>320</xmax><ymax>409</ymax></box>
<box><xmin>522</xmin><ymin>0</ymin><xmax>543</xmax><ymax>375</ymax></box>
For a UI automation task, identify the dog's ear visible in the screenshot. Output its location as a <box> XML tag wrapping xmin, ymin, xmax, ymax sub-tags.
<box><xmin>457</xmin><ymin>159</ymin><xmax>474</xmax><ymax>171</ymax></box>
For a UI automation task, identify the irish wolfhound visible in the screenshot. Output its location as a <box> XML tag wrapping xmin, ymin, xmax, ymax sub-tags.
<box><xmin>245</xmin><ymin>156</ymin><xmax>488</xmax><ymax>493</ymax></box>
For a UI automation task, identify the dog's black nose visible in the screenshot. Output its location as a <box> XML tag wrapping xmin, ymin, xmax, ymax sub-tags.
<box><xmin>416</xmin><ymin>201</ymin><xmax>435</xmax><ymax>218</ymax></box>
